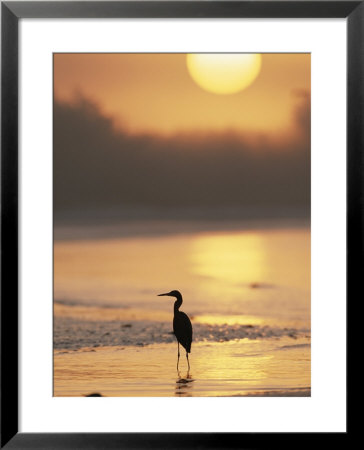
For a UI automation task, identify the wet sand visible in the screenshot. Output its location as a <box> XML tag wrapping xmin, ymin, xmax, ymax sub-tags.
<box><xmin>54</xmin><ymin>337</ymin><xmax>310</xmax><ymax>397</ymax></box>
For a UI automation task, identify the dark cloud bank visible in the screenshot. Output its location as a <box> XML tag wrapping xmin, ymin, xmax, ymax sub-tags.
<box><xmin>54</xmin><ymin>97</ymin><xmax>310</xmax><ymax>222</ymax></box>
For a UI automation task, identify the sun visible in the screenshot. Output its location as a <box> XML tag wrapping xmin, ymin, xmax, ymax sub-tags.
<box><xmin>186</xmin><ymin>53</ymin><xmax>262</xmax><ymax>95</ymax></box>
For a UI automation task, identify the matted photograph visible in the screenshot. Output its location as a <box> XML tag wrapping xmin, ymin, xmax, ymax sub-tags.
<box><xmin>53</xmin><ymin>53</ymin><xmax>311</xmax><ymax>397</ymax></box>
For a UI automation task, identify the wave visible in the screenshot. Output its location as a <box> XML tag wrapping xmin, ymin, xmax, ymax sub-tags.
<box><xmin>54</xmin><ymin>316</ymin><xmax>310</xmax><ymax>351</ymax></box>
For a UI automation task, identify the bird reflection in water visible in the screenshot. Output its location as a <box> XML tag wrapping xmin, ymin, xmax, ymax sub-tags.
<box><xmin>175</xmin><ymin>370</ymin><xmax>194</xmax><ymax>397</ymax></box>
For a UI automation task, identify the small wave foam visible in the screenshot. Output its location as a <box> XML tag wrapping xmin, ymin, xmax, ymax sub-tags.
<box><xmin>54</xmin><ymin>317</ymin><xmax>310</xmax><ymax>351</ymax></box>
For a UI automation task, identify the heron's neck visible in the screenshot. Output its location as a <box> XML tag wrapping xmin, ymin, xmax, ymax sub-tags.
<box><xmin>174</xmin><ymin>294</ymin><xmax>183</xmax><ymax>313</ymax></box>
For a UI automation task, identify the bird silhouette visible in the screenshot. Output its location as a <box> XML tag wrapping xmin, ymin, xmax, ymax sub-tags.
<box><xmin>158</xmin><ymin>290</ymin><xmax>192</xmax><ymax>371</ymax></box>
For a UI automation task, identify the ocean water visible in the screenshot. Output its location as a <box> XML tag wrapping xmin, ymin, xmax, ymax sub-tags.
<box><xmin>53</xmin><ymin>219</ymin><xmax>310</xmax><ymax>396</ymax></box>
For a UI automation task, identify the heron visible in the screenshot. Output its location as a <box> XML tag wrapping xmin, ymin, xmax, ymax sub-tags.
<box><xmin>157</xmin><ymin>290</ymin><xmax>192</xmax><ymax>371</ymax></box>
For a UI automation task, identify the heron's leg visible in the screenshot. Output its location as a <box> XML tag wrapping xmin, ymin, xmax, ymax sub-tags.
<box><xmin>177</xmin><ymin>342</ymin><xmax>180</xmax><ymax>371</ymax></box>
<box><xmin>186</xmin><ymin>352</ymin><xmax>190</xmax><ymax>371</ymax></box>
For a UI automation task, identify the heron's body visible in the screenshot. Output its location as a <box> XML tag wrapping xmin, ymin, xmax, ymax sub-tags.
<box><xmin>158</xmin><ymin>290</ymin><xmax>192</xmax><ymax>371</ymax></box>
<box><xmin>173</xmin><ymin>311</ymin><xmax>192</xmax><ymax>353</ymax></box>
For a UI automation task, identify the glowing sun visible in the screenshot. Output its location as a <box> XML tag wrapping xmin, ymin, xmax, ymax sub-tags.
<box><xmin>186</xmin><ymin>53</ymin><xmax>262</xmax><ymax>95</ymax></box>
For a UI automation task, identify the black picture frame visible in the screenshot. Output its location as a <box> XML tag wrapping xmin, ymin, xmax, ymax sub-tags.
<box><xmin>1</xmin><ymin>1</ymin><xmax>357</xmax><ymax>448</ymax></box>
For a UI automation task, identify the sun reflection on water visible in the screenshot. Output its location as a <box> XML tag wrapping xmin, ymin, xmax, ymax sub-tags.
<box><xmin>188</xmin><ymin>232</ymin><xmax>268</xmax><ymax>306</ymax></box>
<box><xmin>190</xmin><ymin>232</ymin><xmax>266</xmax><ymax>283</ymax></box>
<box><xmin>193</xmin><ymin>314</ymin><xmax>264</xmax><ymax>326</ymax></box>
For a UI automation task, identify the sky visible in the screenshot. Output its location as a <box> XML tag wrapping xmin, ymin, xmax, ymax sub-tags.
<box><xmin>53</xmin><ymin>53</ymin><xmax>310</xmax><ymax>220</ymax></box>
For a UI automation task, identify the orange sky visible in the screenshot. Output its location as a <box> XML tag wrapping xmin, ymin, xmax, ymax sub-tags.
<box><xmin>54</xmin><ymin>53</ymin><xmax>310</xmax><ymax>136</ymax></box>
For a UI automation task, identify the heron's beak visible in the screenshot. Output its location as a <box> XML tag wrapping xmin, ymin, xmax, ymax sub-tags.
<box><xmin>157</xmin><ymin>292</ymin><xmax>170</xmax><ymax>297</ymax></box>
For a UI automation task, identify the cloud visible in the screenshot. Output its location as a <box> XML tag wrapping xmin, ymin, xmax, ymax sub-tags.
<box><xmin>54</xmin><ymin>95</ymin><xmax>310</xmax><ymax>219</ymax></box>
